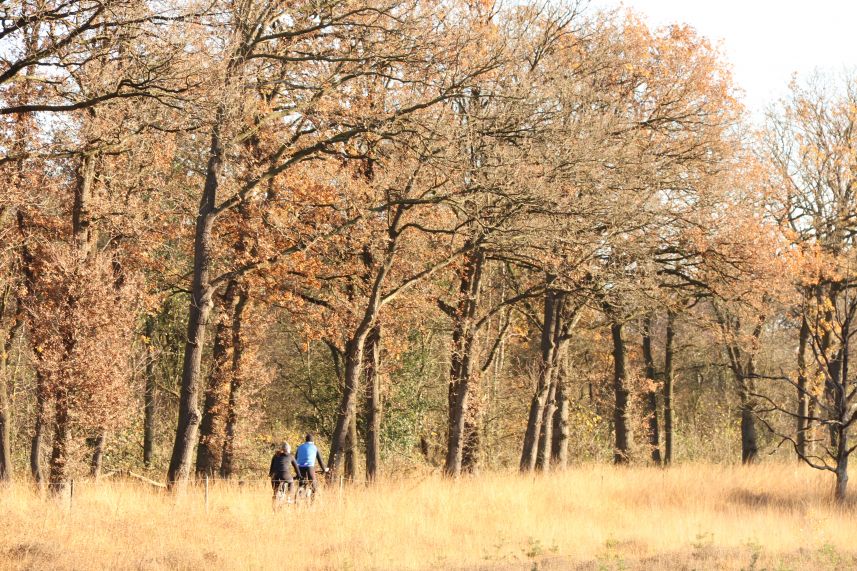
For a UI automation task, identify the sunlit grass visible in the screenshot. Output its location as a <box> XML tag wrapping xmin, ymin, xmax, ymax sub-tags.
<box><xmin>1</xmin><ymin>464</ymin><xmax>855</xmax><ymax>570</ymax></box>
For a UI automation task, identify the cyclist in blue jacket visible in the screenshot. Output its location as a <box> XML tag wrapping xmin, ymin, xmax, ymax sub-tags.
<box><xmin>295</xmin><ymin>433</ymin><xmax>328</xmax><ymax>493</ymax></box>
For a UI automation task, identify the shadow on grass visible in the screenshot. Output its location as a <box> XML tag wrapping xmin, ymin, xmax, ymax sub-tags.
<box><xmin>726</xmin><ymin>488</ymin><xmax>857</xmax><ymax>511</ymax></box>
<box><xmin>447</xmin><ymin>545</ymin><xmax>857</xmax><ymax>571</ymax></box>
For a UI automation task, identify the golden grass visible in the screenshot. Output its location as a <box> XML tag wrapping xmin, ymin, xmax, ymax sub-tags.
<box><xmin>1</xmin><ymin>464</ymin><xmax>856</xmax><ymax>570</ymax></box>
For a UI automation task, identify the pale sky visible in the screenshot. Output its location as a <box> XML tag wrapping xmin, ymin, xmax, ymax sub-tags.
<box><xmin>588</xmin><ymin>0</ymin><xmax>857</xmax><ymax>116</ymax></box>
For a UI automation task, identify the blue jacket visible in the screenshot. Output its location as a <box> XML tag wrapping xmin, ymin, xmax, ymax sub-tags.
<box><xmin>296</xmin><ymin>442</ymin><xmax>326</xmax><ymax>470</ymax></box>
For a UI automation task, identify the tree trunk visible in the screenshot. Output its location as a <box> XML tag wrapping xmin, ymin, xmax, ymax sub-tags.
<box><xmin>196</xmin><ymin>281</ymin><xmax>238</xmax><ymax>477</ymax></box>
<box><xmin>641</xmin><ymin>316</ymin><xmax>662</xmax><ymax>465</ymax></box>
<box><xmin>328</xmin><ymin>222</ymin><xmax>401</xmax><ymax>478</ymax></box>
<box><xmin>45</xmin><ymin>152</ymin><xmax>97</xmax><ymax>492</ymax></box>
<box><xmin>551</xmin><ymin>374</ymin><xmax>570</xmax><ymax>469</ymax></box>
<box><xmin>663</xmin><ymin>312</ymin><xmax>675</xmax><ymax>465</ymax></box>
<box><xmin>462</xmin><ymin>411</ymin><xmax>481</xmax><ymax>473</ymax></box>
<box><xmin>738</xmin><ymin>356</ymin><xmax>760</xmax><ymax>464</ymax></box>
<box><xmin>167</xmin><ymin>118</ymin><xmax>224</xmax><ymax>488</ymax></box>
<box><xmin>364</xmin><ymin>324</ymin><xmax>381</xmax><ymax>481</ymax></box>
<box><xmin>445</xmin><ymin>346</ymin><xmax>472</xmax><ymax>478</ymax></box>
<box><xmin>48</xmin><ymin>386</ymin><xmax>70</xmax><ymax>493</ymax></box>
<box><xmin>219</xmin><ymin>286</ymin><xmax>248</xmax><ymax>479</ymax></box>
<box><xmin>834</xmin><ymin>451</ymin><xmax>848</xmax><ymax>502</ymax></box>
<box><xmin>72</xmin><ymin>154</ymin><xmax>97</xmax><ymax>259</ymax></box>
<box><xmin>0</xmin><ymin>318</ymin><xmax>19</xmax><ymax>481</ymax></box>
<box><xmin>796</xmin><ymin>313</ymin><xmax>810</xmax><ymax>460</ymax></box>
<box><xmin>738</xmin><ymin>350</ymin><xmax>760</xmax><ymax>465</ymax></box>
<box><xmin>537</xmin><ymin>375</ymin><xmax>558</xmax><ymax>472</ymax></box>
<box><xmin>0</xmin><ymin>354</ymin><xmax>11</xmax><ymax>481</ymax></box>
<box><xmin>538</xmin><ymin>330</ymin><xmax>568</xmax><ymax>473</ymax></box>
<box><xmin>611</xmin><ymin>321</ymin><xmax>632</xmax><ymax>464</ymax></box>
<box><xmin>444</xmin><ymin>249</ymin><xmax>484</xmax><ymax>477</ymax></box>
<box><xmin>30</xmin><ymin>372</ymin><xmax>47</xmax><ymax>484</ymax></box>
<box><xmin>735</xmin><ymin>360</ymin><xmax>760</xmax><ymax>465</ymax></box>
<box><xmin>831</xmin><ymin>313</ymin><xmax>848</xmax><ymax>503</ymax></box>
<box><xmin>90</xmin><ymin>432</ymin><xmax>105</xmax><ymax>479</ymax></box>
<box><xmin>832</xmin><ymin>375</ymin><xmax>848</xmax><ymax>502</ymax></box>
<box><xmin>520</xmin><ymin>278</ymin><xmax>561</xmax><ymax>472</ymax></box>
<box><xmin>18</xmin><ymin>213</ymin><xmax>44</xmax><ymax>484</ymax></box>
<box><xmin>329</xmin><ymin>334</ymin><xmax>368</xmax><ymax>477</ymax></box>
<box><xmin>143</xmin><ymin>316</ymin><xmax>156</xmax><ymax>468</ymax></box>
<box><xmin>815</xmin><ymin>286</ymin><xmax>838</xmax><ymax>451</ymax></box>
<box><xmin>719</xmin><ymin>309</ymin><xmax>763</xmax><ymax>466</ymax></box>
<box><xmin>831</xmin><ymin>344</ymin><xmax>848</xmax><ymax>501</ymax></box>
<box><xmin>345</xmin><ymin>412</ymin><xmax>358</xmax><ymax>481</ymax></box>
<box><xmin>739</xmin><ymin>403</ymin><xmax>759</xmax><ymax>464</ymax></box>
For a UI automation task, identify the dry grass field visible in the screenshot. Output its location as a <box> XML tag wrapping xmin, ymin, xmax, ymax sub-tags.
<box><xmin>1</xmin><ymin>464</ymin><xmax>856</xmax><ymax>570</ymax></box>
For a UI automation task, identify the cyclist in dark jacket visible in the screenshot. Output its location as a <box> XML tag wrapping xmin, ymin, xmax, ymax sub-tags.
<box><xmin>269</xmin><ymin>443</ymin><xmax>300</xmax><ymax>499</ymax></box>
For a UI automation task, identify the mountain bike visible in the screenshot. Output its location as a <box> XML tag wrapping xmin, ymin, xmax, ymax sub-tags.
<box><xmin>295</xmin><ymin>467</ymin><xmax>329</xmax><ymax>506</ymax></box>
<box><xmin>272</xmin><ymin>480</ymin><xmax>294</xmax><ymax>510</ymax></box>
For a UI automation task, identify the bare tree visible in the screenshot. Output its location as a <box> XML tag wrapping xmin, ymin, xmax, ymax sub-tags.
<box><xmin>754</xmin><ymin>278</ymin><xmax>857</xmax><ymax>502</ymax></box>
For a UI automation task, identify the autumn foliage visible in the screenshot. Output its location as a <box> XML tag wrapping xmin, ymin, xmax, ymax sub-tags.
<box><xmin>1</xmin><ymin>0</ymin><xmax>856</xmax><ymax>509</ymax></box>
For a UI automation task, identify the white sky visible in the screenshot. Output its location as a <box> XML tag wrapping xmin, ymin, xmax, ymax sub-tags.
<box><xmin>588</xmin><ymin>0</ymin><xmax>857</xmax><ymax>116</ymax></box>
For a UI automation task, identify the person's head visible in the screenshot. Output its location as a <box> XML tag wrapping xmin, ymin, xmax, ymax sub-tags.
<box><xmin>282</xmin><ymin>442</ymin><xmax>291</xmax><ymax>454</ymax></box>
<box><xmin>305</xmin><ymin>433</ymin><xmax>313</xmax><ymax>443</ymax></box>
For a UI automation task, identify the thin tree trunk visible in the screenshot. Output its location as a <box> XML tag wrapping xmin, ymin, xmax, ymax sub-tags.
<box><xmin>796</xmin><ymin>313</ymin><xmax>810</xmax><ymax>460</ymax></box>
<box><xmin>832</xmin><ymin>306</ymin><xmax>849</xmax><ymax>503</ymax></box>
<box><xmin>830</xmin><ymin>371</ymin><xmax>847</xmax><ymax>501</ymax></box>
<box><xmin>364</xmin><ymin>324</ymin><xmax>381</xmax><ymax>481</ymax></box>
<box><xmin>18</xmin><ymin>213</ymin><xmax>44</xmax><ymax>484</ymax></box>
<box><xmin>0</xmin><ymin>318</ymin><xmax>20</xmax><ymax>481</ymax></box>
<box><xmin>486</xmin><ymin>295</ymin><xmax>508</xmax><ymax>468</ymax></box>
<box><xmin>663</xmin><ymin>312</ymin><xmax>675</xmax><ymax>465</ymax></box>
<box><xmin>0</xmin><ymin>353</ymin><xmax>11</xmax><ymax>481</ymax></box>
<box><xmin>832</xmin><ymin>351</ymin><xmax>848</xmax><ymax>502</ymax></box>
<box><xmin>641</xmin><ymin>316</ymin><xmax>662</xmax><ymax>465</ymax></box>
<box><xmin>196</xmin><ymin>281</ymin><xmax>237</xmax><ymax>477</ymax></box>
<box><xmin>444</xmin><ymin>249</ymin><xmax>484</xmax><ymax>477</ymax></box>
<box><xmin>611</xmin><ymin>321</ymin><xmax>632</xmax><ymax>464</ymax></box>
<box><xmin>0</xmin><ymin>32</ymin><xmax>34</xmax><ymax>483</ymax></box>
<box><xmin>90</xmin><ymin>432</ymin><xmax>105</xmax><ymax>478</ymax></box>
<box><xmin>167</xmin><ymin>116</ymin><xmax>225</xmax><ymax>488</ymax></box>
<box><xmin>143</xmin><ymin>316</ymin><xmax>156</xmax><ymax>468</ymax></box>
<box><xmin>219</xmin><ymin>287</ymin><xmax>248</xmax><ymax>479</ymax></box>
<box><xmin>30</xmin><ymin>374</ymin><xmax>46</xmax><ymax>484</ymax></box>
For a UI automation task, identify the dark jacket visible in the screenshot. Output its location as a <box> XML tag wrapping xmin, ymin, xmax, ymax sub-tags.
<box><xmin>269</xmin><ymin>452</ymin><xmax>300</xmax><ymax>480</ymax></box>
